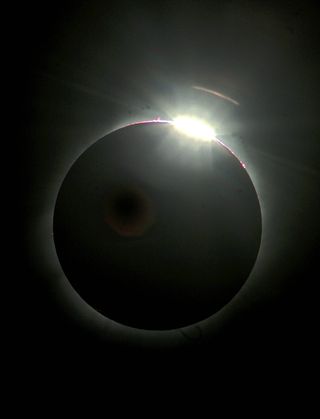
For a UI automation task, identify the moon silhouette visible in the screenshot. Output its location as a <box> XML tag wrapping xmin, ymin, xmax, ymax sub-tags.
<box><xmin>53</xmin><ymin>121</ymin><xmax>262</xmax><ymax>330</ymax></box>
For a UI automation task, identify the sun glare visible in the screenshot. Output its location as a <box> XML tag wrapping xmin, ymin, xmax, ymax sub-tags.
<box><xmin>172</xmin><ymin>116</ymin><xmax>216</xmax><ymax>142</ymax></box>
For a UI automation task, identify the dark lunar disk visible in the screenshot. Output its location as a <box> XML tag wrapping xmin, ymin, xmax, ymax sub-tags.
<box><xmin>53</xmin><ymin>121</ymin><xmax>262</xmax><ymax>330</ymax></box>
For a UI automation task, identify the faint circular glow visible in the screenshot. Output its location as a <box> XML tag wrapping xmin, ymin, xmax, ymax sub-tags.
<box><xmin>172</xmin><ymin>116</ymin><xmax>216</xmax><ymax>142</ymax></box>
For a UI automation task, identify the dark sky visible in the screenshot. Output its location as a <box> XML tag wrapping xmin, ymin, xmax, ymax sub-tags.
<box><xmin>22</xmin><ymin>0</ymin><xmax>319</xmax><ymax>369</ymax></box>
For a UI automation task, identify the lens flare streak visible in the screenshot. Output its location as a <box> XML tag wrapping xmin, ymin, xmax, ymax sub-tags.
<box><xmin>193</xmin><ymin>85</ymin><xmax>240</xmax><ymax>106</ymax></box>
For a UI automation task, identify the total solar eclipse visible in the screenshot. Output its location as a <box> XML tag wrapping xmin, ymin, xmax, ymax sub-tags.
<box><xmin>53</xmin><ymin>119</ymin><xmax>262</xmax><ymax>330</ymax></box>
